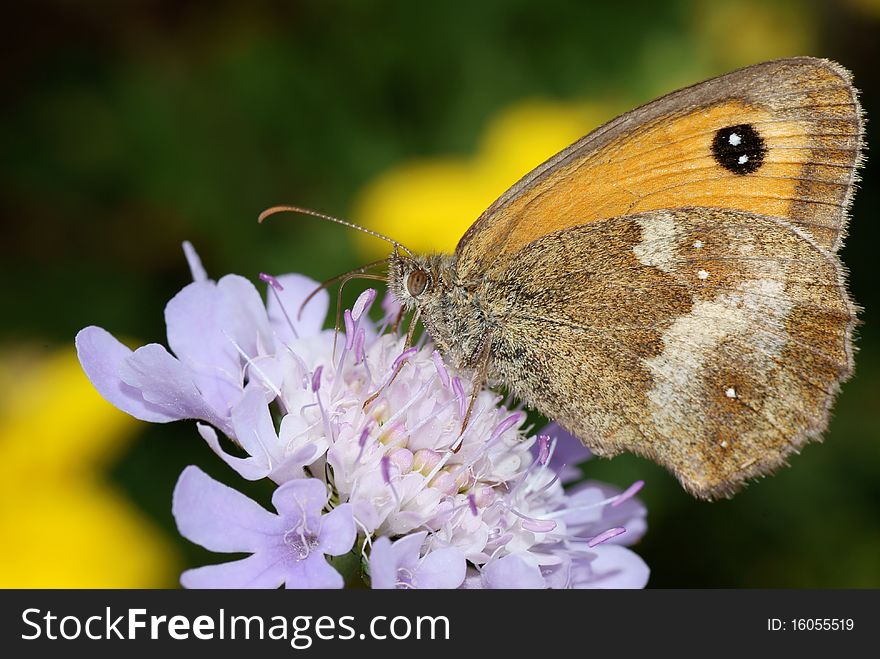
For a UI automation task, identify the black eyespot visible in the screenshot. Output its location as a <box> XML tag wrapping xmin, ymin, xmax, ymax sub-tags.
<box><xmin>406</xmin><ymin>269</ymin><xmax>428</xmax><ymax>297</ymax></box>
<box><xmin>711</xmin><ymin>124</ymin><xmax>766</xmax><ymax>175</ymax></box>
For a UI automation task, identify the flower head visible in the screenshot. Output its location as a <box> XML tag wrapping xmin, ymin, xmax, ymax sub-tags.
<box><xmin>173</xmin><ymin>466</ymin><xmax>355</xmax><ymax>589</ymax></box>
<box><xmin>369</xmin><ymin>531</ymin><xmax>466</xmax><ymax>589</ymax></box>
<box><xmin>77</xmin><ymin>243</ymin><xmax>649</xmax><ymax>589</ymax></box>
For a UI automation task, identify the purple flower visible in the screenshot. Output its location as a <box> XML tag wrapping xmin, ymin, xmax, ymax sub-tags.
<box><xmin>370</xmin><ymin>532</ymin><xmax>466</xmax><ymax>589</ymax></box>
<box><xmin>172</xmin><ymin>466</ymin><xmax>355</xmax><ymax>588</ymax></box>
<box><xmin>470</xmin><ymin>542</ymin><xmax>649</xmax><ymax>590</ymax></box>
<box><xmin>196</xmin><ymin>382</ymin><xmax>328</xmax><ymax>483</ymax></box>
<box><xmin>570</xmin><ymin>544</ymin><xmax>650</xmax><ymax>589</ymax></box>
<box><xmin>480</xmin><ymin>554</ymin><xmax>547</xmax><ymax>589</ymax></box>
<box><xmin>77</xmin><ymin>243</ymin><xmax>652</xmax><ymax>589</ymax></box>
<box><xmin>562</xmin><ymin>480</ymin><xmax>648</xmax><ymax>546</ymax></box>
<box><xmin>532</xmin><ymin>422</ymin><xmax>592</xmax><ymax>484</ymax></box>
<box><xmin>75</xmin><ymin>242</ymin><xmax>327</xmax><ymax>438</ymax></box>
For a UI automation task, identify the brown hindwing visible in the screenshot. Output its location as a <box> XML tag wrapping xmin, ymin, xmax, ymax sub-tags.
<box><xmin>487</xmin><ymin>208</ymin><xmax>856</xmax><ymax>499</ymax></box>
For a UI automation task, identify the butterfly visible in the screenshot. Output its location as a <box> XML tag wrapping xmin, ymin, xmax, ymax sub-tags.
<box><xmin>268</xmin><ymin>57</ymin><xmax>864</xmax><ymax>499</ymax></box>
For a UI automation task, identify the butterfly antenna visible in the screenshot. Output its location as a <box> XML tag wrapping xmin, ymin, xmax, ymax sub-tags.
<box><xmin>258</xmin><ymin>205</ymin><xmax>413</xmax><ymax>256</ymax></box>
<box><xmin>299</xmin><ymin>258</ymin><xmax>389</xmax><ymax>322</ymax></box>
<box><xmin>331</xmin><ymin>272</ymin><xmax>388</xmax><ymax>360</ymax></box>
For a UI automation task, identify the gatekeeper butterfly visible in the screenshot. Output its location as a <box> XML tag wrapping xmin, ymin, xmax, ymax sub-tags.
<box><xmin>266</xmin><ymin>57</ymin><xmax>864</xmax><ymax>499</ymax></box>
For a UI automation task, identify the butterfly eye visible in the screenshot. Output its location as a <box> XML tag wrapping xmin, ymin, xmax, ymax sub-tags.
<box><xmin>406</xmin><ymin>269</ymin><xmax>429</xmax><ymax>297</ymax></box>
<box><xmin>711</xmin><ymin>124</ymin><xmax>767</xmax><ymax>175</ymax></box>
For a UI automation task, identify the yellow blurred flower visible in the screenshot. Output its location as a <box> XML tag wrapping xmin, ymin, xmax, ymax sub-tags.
<box><xmin>352</xmin><ymin>100</ymin><xmax>621</xmax><ymax>260</ymax></box>
<box><xmin>0</xmin><ymin>346</ymin><xmax>179</xmax><ymax>587</ymax></box>
<box><xmin>846</xmin><ymin>0</ymin><xmax>880</xmax><ymax>18</ymax></box>
<box><xmin>352</xmin><ymin>0</ymin><xmax>818</xmax><ymax>262</ymax></box>
<box><xmin>690</xmin><ymin>0</ymin><xmax>817</xmax><ymax>70</ymax></box>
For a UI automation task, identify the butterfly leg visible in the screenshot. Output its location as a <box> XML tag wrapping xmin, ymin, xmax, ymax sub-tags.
<box><xmin>363</xmin><ymin>309</ymin><xmax>421</xmax><ymax>410</ymax></box>
<box><xmin>389</xmin><ymin>305</ymin><xmax>405</xmax><ymax>334</ymax></box>
<box><xmin>453</xmin><ymin>332</ymin><xmax>493</xmax><ymax>451</ymax></box>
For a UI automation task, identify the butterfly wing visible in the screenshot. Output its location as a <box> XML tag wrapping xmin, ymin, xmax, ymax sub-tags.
<box><xmin>455</xmin><ymin>57</ymin><xmax>863</xmax><ymax>282</ymax></box>
<box><xmin>487</xmin><ymin>208</ymin><xmax>856</xmax><ymax>499</ymax></box>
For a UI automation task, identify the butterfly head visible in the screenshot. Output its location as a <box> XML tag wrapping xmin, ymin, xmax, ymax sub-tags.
<box><xmin>387</xmin><ymin>252</ymin><xmax>455</xmax><ymax>313</ymax></box>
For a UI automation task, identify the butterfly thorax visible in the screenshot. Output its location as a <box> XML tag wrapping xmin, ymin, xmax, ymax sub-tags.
<box><xmin>388</xmin><ymin>252</ymin><xmax>495</xmax><ymax>372</ymax></box>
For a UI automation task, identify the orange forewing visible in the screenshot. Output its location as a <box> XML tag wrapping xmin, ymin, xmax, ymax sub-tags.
<box><xmin>456</xmin><ymin>58</ymin><xmax>861</xmax><ymax>278</ymax></box>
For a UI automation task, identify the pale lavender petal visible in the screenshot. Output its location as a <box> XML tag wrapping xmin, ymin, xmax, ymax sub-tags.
<box><xmin>316</xmin><ymin>504</ymin><xmax>356</xmax><ymax>556</ymax></box>
<box><xmin>269</xmin><ymin>448</ymin><xmax>317</xmax><ymax>484</ymax></box>
<box><xmin>181</xmin><ymin>553</ymin><xmax>285</xmax><ymax>589</ymax></box>
<box><xmin>391</xmin><ymin>531</ymin><xmax>428</xmax><ymax>569</ymax></box>
<box><xmin>572</xmin><ymin>480</ymin><xmax>648</xmax><ymax>545</ymax></box>
<box><xmin>164</xmin><ymin>280</ymin><xmax>243</xmax><ymax>413</ymax></box>
<box><xmin>266</xmin><ymin>273</ymin><xmax>328</xmax><ymax>343</ymax></box>
<box><xmin>118</xmin><ymin>343</ymin><xmax>229</xmax><ymax>431</ymax></box>
<box><xmin>369</xmin><ymin>531</ymin><xmax>429</xmax><ymax>589</ymax></box>
<box><xmin>284</xmin><ymin>554</ymin><xmax>344</xmax><ymax>589</ymax></box>
<box><xmin>541</xmin><ymin>557</ymin><xmax>575</xmax><ymax>589</ymax></box>
<box><xmin>172</xmin><ymin>466</ymin><xmax>280</xmax><ymax>553</ymax></box>
<box><xmin>482</xmin><ymin>554</ymin><xmax>546</xmax><ymax>589</ymax></box>
<box><xmin>537</xmin><ymin>422</ymin><xmax>591</xmax><ymax>483</ymax></box>
<box><xmin>231</xmin><ymin>384</ymin><xmax>281</xmax><ymax>467</ymax></box>
<box><xmin>217</xmin><ymin>274</ymin><xmax>276</xmax><ymax>357</ymax></box>
<box><xmin>415</xmin><ymin>547</ymin><xmax>466</xmax><ymax>589</ymax></box>
<box><xmin>197</xmin><ymin>423</ymin><xmax>271</xmax><ymax>481</ymax></box>
<box><xmin>244</xmin><ymin>354</ymin><xmax>285</xmax><ymax>397</ymax></box>
<box><xmin>182</xmin><ymin>241</ymin><xmax>208</xmax><ymax>283</ymax></box>
<box><xmin>381</xmin><ymin>290</ymin><xmax>402</xmax><ymax>325</ymax></box>
<box><xmin>271</xmin><ymin>478</ymin><xmax>328</xmax><ymax>525</ymax></box>
<box><xmin>368</xmin><ymin>537</ymin><xmax>398</xmax><ymax>589</ymax></box>
<box><xmin>460</xmin><ymin>568</ymin><xmax>484</xmax><ymax>589</ymax></box>
<box><xmin>576</xmin><ymin>544</ymin><xmax>650</xmax><ymax>589</ymax></box>
<box><xmin>75</xmin><ymin>326</ymin><xmax>178</xmax><ymax>423</ymax></box>
<box><xmin>559</xmin><ymin>484</ymin><xmax>608</xmax><ymax>528</ymax></box>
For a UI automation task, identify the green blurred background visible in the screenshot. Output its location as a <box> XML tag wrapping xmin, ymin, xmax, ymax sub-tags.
<box><xmin>2</xmin><ymin>0</ymin><xmax>878</xmax><ymax>587</ymax></box>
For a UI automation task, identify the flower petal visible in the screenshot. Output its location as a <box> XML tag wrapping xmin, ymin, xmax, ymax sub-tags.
<box><xmin>575</xmin><ymin>544</ymin><xmax>650</xmax><ymax>589</ymax></box>
<box><xmin>266</xmin><ymin>274</ymin><xmax>328</xmax><ymax>343</ymax></box>
<box><xmin>316</xmin><ymin>504</ymin><xmax>356</xmax><ymax>556</ymax></box>
<box><xmin>181</xmin><ymin>553</ymin><xmax>286</xmax><ymax>589</ymax></box>
<box><xmin>537</xmin><ymin>422</ymin><xmax>592</xmax><ymax>483</ymax></box>
<box><xmin>368</xmin><ymin>537</ymin><xmax>398</xmax><ymax>589</ymax></box>
<box><xmin>284</xmin><ymin>554</ymin><xmax>344</xmax><ymax>589</ymax></box>
<box><xmin>172</xmin><ymin>466</ymin><xmax>280</xmax><ymax>553</ymax></box>
<box><xmin>271</xmin><ymin>478</ymin><xmax>329</xmax><ymax>522</ymax></box>
<box><xmin>415</xmin><ymin>547</ymin><xmax>466</xmax><ymax>589</ymax></box>
<box><xmin>182</xmin><ymin>241</ymin><xmax>208</xmax><ymax>283</ymax></box>
<box><xmin>218</xmin><ymin>274</ymin><xmax>277</xmax><ymax>357</ymax></box>
<box><xmin>369</xmin><ymin>531</ymin><xmax>428</xmax><ymax>589</ymax></box>
<box><xmin>564</xmin><ymin>481</ymin><xmax>647</xmax><ymax>545</ymax></box>
<box><xmin>164</xmin><ymin>281</ymin><xmax>243</xmax><ymax>411</ymax></box>
<box><xmin>75</xmin><ymin>326</ymin><xmax>179</xmax><ymax>423</ymax></box>
<box><xmin>482</xmin><ymin>554</ymin><xmax>546</xmax><ymax>589</ymax></box>
<box><xmin>196</xmin><ymin>423</ymin><xmax>272</xmax><ymax>481</ymax></box>
<box><xmin>117</xmin><ymin>343</ymin><xmax>229</xmax><ymax>432</ymax></box>
<box><xmin>231</xmin><ymin>384</ymin><xmax>282</xmax><ymax>468</ymax></box>
<box><xmin>559</xmin><ymin>483</ymin><xmax>608</xmax><ymax>528</ymax></box>
<box><xmin>393</xmin><ymin>531</ymin><xmax>428</xmax><ymax>566</ymax></box>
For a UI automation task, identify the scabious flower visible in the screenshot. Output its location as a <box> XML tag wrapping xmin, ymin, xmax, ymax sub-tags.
<box><xmin>173</xmin><ymin>466</ymin><xmax>355</xmax><ymax>588</ymax></box>
<box><xmin>369</xmin><ymin>531</ymin><xmax>466</xmax><ymax>589</ymax></box>
<box><xmin>76</xmin><ymin>243</ymin><xmax>649</xmax><ymax>589</ymax></box>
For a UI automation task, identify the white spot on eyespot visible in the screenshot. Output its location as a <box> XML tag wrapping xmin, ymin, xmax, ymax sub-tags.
<box><xmin>720</xmin><ymin>440</ymin><xmax>729</xmax><ymax>448</ymax></box>
<box><xmin>738</xmin><ymin>154</ymin><xmax>749</xmax><ymax>165</ymax></box>
<box><xmin>728</xmin><ymin>133</ymin><xmax>741</xmax><ymax>146</ymax></box>
<box><xmin>693</xmin><ymin>240</ymin><xmax>703</xmax><ymax>249</ymax></box>
<box><xmin>697</xmin><ymin>269</ymin><xmax>709</xmax><ymax>280</ymax></box>
<box><xmin>725</xmin><ymin>387</ymin><xmax>737</xmax><ymax>399</ymax></box>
